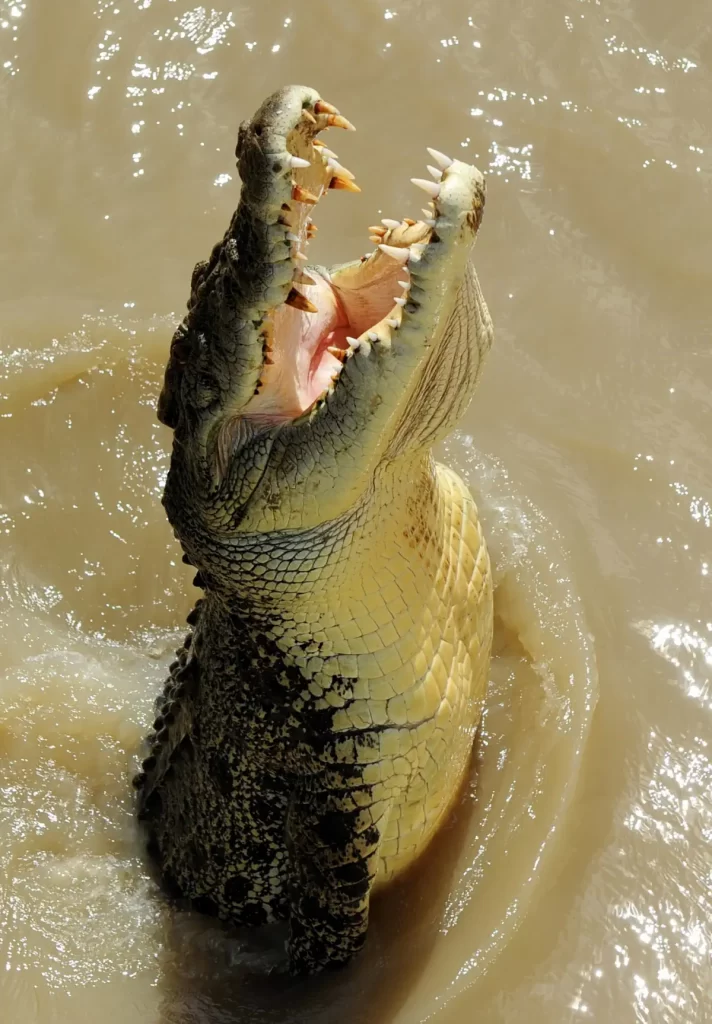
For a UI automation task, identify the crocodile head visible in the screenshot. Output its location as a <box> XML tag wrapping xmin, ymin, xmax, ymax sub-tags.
<box><xmin>158</xmin><ymin>84</ymin><xmax>491</xmax><ymax>536</ymax></box>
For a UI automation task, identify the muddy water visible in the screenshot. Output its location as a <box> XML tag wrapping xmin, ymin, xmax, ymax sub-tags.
<box><xmin>1</xmin><ymin>1</ymin><xmax>710</xmax><ymax>1021</ymax></box>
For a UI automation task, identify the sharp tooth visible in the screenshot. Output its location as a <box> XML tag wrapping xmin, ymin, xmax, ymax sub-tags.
<box><xmin>306</xmin><ymin>224</ymin><xmax>318</xmax><ymax>238</ymax></box>
<box><xmin>397</xmin><ymin>280</ymin><xmax>409</xmax><ymax>289</ymax></box>
<box><xmin>286</xmin><ymin>233</ymin><xmax>301</xmax><ymax>243</ymax></box>
<box><xmin>321</xmin><ymin>147</ymin><xmax>339</xmax><ymax>160</ymax></box>
<box><xmin>421</xmin><ymin>208</ymin><xmax>434</xmax><ymax>218</ymax></box>
<box><xmin>386</xmin><ymin>318</ymin><xmax>399</xmax><ymax>328</ymax></box>
<box><xmin>422</xmin><ymin>215</ymin><xmax>436</xmax><ymax>226</ymax></box>
<box><xmin>368</xmin><ymin>225</ymin><xmax>387</xmax><ymax>236</ymax></box>
<box><xmin>378</xmin><ymin>243</ymin><xmax>410</xmax><ymax>263</ymax></box>
<box><xmin>292</xmin><ymin>184</ymin><xmax>319</xmax><ymax>204</ymax></box>
<box><xmin>369</xmin><ymin>234</ymin><xmax>384</xmax><ymax>244</ymax></box>
<box><xmin>348</xmin><ymin>336</ymin><xmax>370</xmax><ymax>354</ymax></box>
<box><xmin>411</xmin><ymin>177</ymin><xmax>440</xmax><ymax>198</ymax></box>
<box><xmin>394</xmin><ymin>297</ymin><xmax>407</xmax><ymax>307</ymax></box>
<box><xmin>314</xmin><ymin>99</ymin><xmax>340</xmax><ymax>116</ymax></box>
<box><xmin>326</xmin><ymin>114</ymin><xmax>356</xmax><ymax>131</ymax></box>
<box><xmin>426</xmin><ymin>164</ymin><xmax>444</xmax><ymax>180</ymax></box>
<box><xmin>294</xmin><ymin>270</ymin><xmax>317</xmax><ymax>286</ymax></box>
<box><xmin>289</xmin><ymin>156</ymin><xmax>311</xmax><ymax>169</ymax></box>
<box><xmin>381</xmin><ymin>218</ymin><xmax>401</xmax><ymax>230</ymax></box>
<box><xmin>329</xmin><ymin>175</ymin><xmax>361</xmax><ymax>192</ymax></box>
<box><xmin>403</xmin><ymin>218</ymin><xmax>417</xmax><ymax>226</ymax></box>
<box><xmin>327</xmin><ymin>345</ymin><xmax>348</xmax><ymax>363</ymax></box>
<box><xmin>294</xmin><ymin>250</ymin><xmax>309</xmax><ymax>261</ymax></box>
<box><xmin>426</xmin><ymin>147</ymin><xmax>453</xmax><ymax>169</ymax></box>
<box><xmin>302</xmin><ymin>109</ymin><xmax>317</xmax><ymax>125</ymax></box>
<box><xmin>410</xmin><ymin>242</ymin><xmax>427</xmax><ymax>257</ymax></box>
<box><xmin>313</xmin><ymin>140</ymin><xmax>326</xmax><ymax>149</ymax></box>
<box><xmin>367</xmin><ymin>331</ymin><xmax>379</xmax><ymax>342</ymax></box>
<box><xmin>327</xmin><ymin>159</ymin><xmax>355</xmax><ymax>180</ymax></box>
<box><xmin>285</xmin><ymin>287</ymin><xmax>318</xmax><ymax>313</ymax></box>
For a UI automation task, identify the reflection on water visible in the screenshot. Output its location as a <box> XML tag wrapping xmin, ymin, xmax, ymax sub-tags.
<box><xmin>1</xmin><ymin>0</ymin><xmax>711</xmax><ymax>1021</ymax></box>
<box><xmin>638</xmin><ymin>620</ymin><xmax>712</xmax><ymax>708</ymax></box>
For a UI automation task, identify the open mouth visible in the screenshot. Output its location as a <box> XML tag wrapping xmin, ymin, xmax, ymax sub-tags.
<box><xmin>235</xmin><ymin>93</ymin><xmax>480</xmax><ymax>424</ymax></box>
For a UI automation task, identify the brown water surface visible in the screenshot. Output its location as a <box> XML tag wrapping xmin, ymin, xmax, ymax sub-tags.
<box><xmin>1</xmin><ymin>1</ymin><xmax>710</xmax><ymax>1022</ymax></box>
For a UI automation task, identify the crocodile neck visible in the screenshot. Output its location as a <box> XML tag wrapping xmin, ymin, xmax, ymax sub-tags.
<box><xmin>174</xmin><ymin>451</ymin><xmax>438</xmax><ymax>634</ymax></box>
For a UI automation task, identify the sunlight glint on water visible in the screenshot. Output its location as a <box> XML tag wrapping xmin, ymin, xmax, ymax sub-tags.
<box><xmin>1</xmin><ymin>0</ymin><xmax>711</xmax><ymax>1021</ymax></box>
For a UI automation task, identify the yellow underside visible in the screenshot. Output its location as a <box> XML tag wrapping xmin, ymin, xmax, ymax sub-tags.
<box><xmin>276</xmin><ymin>456</ymin><xmax>493</xmax><ymax>886</ymax></box>
<box><xmin>371</xmin><ymin>462</ymin><xmax>492</xmax><ymax>884</ymax></box>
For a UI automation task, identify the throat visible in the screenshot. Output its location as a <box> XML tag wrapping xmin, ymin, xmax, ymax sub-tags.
<box><xmin>244</xmin><ymin>272</ymin><xmax>346</xmax><ymax>421</ymax></box>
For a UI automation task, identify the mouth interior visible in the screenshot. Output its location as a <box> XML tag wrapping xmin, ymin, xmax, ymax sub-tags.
<box><xmin>244</xmin><ymin>132</ymin><xmax>434</xmax><ymax>422</ymax></box>
<box><xmin>264</xmin><ymin>265</ymin><xmax>400</xmax><ymax>416</ymax></box>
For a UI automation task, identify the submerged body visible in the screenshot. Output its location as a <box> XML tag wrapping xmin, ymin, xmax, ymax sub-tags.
<box><xmin>136</xmin><ymin>85</ymin><xmax>494</xmax><ymax>973</ymax></box>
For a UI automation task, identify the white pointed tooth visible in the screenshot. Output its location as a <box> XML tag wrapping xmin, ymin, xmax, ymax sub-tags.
<box><xmin>397</xmin><ymin>280</ymin><xmax>409</xmax><ymax>289</ymax></box>
<box><xmin>394</xmin><ymin>296</ymin><xmax>407</xmax><ymax>307</ymax></box>
<box><xmin>422</xmin><ymin>217</ymin><xmax>436</xmax><ymax>227</ymax></box>
<box><xmin>409</xmin><ymin>243</ymin><xmax>427</xmax><ymax>260</ymax></box>
<box><xmin>426</xmin><ymin>164</ymin><xmax>443</xmax><ymax>181</ymax></box>
<box><xmin>386</xmin><ymin>318</ymin><xmax>400</xmax><ymax>328</ymax></box>
<box><xmin>289</xmin><ymin>156</ymin><xmax>311</xmax><ymax>169</ymax></box>
<box><xmin>421</xmin><ymin>208</ymin><xmax>435</xmax><ymax>218</ymax></box>
<box><xmin>378</xmin><ymin>243</ymin><xmax>410</xmax><ymax>263</ymax></box>
<box><xmin>426</xmin><ymin>147</ymin><xmax>453</xmax><ymax>169</ymax></box>
<box><xmin>411</xmin><ymin>177</ymin><xmax>440</xmax><ymax>198</ymax></box>
<box><xmin>321</xmin><ymin>147</ymin><xmax>338</xmax><ymax>160</ymax></box>
<box><xmin>294</xmin><ymin>269</ymin><xmax>317</xmax><ymax>286</ymax></box>
<box><xmin>286</xmin><ymin>233</ymin><xmax>301</xmax><ymax>243</ymax></box>
<box><xmin>346</xmin><ymin>336</ymin><xmax>360</xmax><ymax>347</ymax></box>
<box><xmin>367</xmin><ymin>331</ymin><xmax>379</xmax><ymax>342</ymax></box>
<box><xmin>381</xmin><ymin>218</ymin><xmax>401</xmax><ymax>230</ymax></box>
<box><xmin>369</xmin><ymin>235</ymin><xmax>384</xmax><ymax>244</ymax></box>
<box><xmin>327</xmin><ymin>159</ymin><xmax>354</xmax><ymax>179</ymax></box>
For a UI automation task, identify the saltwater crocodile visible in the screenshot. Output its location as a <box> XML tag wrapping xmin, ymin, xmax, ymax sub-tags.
<box><xmin>135</xmin><ymin>85</ymin><xmax>494</xmax><ymax>974</ymax></box>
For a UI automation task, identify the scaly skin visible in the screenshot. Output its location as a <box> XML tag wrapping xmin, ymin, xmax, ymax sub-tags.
<box><xmin>135</xmin><ymin>85</ymin><xmax>494</xmax><ymax>974</ymax></box>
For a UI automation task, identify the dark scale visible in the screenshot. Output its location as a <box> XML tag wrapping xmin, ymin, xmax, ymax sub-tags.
<box><xmin>135</xmin><ymin>596</ymin><xmax>374</xmax><ymax>962</ymax></box>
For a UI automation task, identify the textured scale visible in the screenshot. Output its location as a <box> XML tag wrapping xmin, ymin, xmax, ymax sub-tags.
<box><xmin>136</xmin><ymin>85</ymin><xmax>494</xmax><ymax>974</ymax></box>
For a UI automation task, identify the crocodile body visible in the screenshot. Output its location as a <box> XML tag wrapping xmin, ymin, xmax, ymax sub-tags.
<box><xmin>135</xmin><ymin>85</ymin><xmax>494</xmax><ymax>973</ymax></box>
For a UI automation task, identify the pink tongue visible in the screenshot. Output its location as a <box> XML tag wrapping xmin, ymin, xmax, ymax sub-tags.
<box><xmin>305</xmin><ymin>327</ymin><xmax>353</xmax><ymax>406</ymax></box>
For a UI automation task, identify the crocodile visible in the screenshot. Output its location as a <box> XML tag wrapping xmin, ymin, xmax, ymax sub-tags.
<box><xmin>135</xmin><ymin>85</ymin><xmax>494</xmax><ymax>975</ymax></box>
